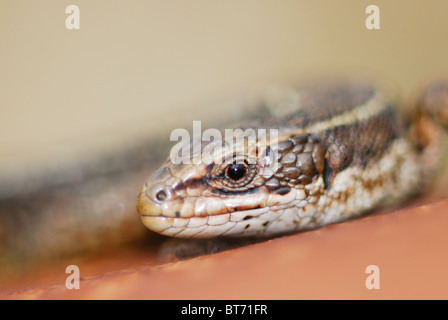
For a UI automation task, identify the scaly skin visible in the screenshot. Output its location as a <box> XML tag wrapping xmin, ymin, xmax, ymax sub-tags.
<box><xmin>137</xmin><ymin>80</ymin><xmax>448</xmax><ymax>238</ymax></box>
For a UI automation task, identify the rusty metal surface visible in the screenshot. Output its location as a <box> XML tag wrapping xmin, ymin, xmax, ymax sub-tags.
<box><xmin>2</xmin><ymin>197</ymin><xmax>448</xmax><ymax>300</ymax></box>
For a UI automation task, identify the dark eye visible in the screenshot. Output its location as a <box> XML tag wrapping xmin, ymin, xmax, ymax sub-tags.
<box><xmin>155</xmin><ymin>190</ymin><xmax>167</xmax><ymax>201</ymax></box>
<box><xmin>226</xmin><ymin>164</ymin><xmax>247</xmax><ymax>181</ymax></box>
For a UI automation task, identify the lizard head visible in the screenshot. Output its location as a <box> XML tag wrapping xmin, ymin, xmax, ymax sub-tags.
<box><xmin>137</xmin><ymin>129</ymin><xmax>326</xmax><ymax>238</ymax></box>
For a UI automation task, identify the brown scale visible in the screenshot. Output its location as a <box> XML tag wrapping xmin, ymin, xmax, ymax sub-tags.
<box><xmin>256</xmin><ymin>90</ymin><xmax>403</xmax><ymax>194</ymax></box>
<box><xmin>263</xmin><ymin>134</ymin><xmax>325</xmax><ymax>191</ymax></box>
<box><xmin>320</xmin><ymin>107</ymin><xmax>402</xmax><ymax>171</ymax></box>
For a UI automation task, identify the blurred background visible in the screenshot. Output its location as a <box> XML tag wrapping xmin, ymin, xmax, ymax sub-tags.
<box><xmin>1</xmin><ymin>0</ymin><xmax>448</xmax><ymax>296</ymax></box>
<box><xmin>1</xmin><ymin>0</ymin><xmax>447</xmax><ymax>176</ymax></box>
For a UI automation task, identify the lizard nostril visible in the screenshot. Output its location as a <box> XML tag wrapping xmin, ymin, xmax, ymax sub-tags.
<box><xmin>146</xmin><ymin>182</ymin><xmax>173</xmax><ymax>203</ymax></box>
<box><xmin>155</xmin><ymin>190</ymin><xmax>168</xmax><ymax>202</ymax></box>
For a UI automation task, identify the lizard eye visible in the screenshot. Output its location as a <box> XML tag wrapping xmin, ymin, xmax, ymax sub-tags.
<box><xmin>206</xmin><ymin>157</ymin><xmax>258</xmax><ymax>190</ymax></box>
<box><xmin>226</xmin><ymin>163</ymin><xmax>248</xmax><ymax>182</ymax></box>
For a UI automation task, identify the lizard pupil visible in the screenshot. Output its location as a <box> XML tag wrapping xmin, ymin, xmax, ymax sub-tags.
<box><xmin>226</xmin><ymin>164</ymin><xmax>247</xmax><ymax>181</ymax></box>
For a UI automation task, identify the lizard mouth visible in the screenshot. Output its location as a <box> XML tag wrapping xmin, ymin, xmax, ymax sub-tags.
<box><xmin>137</xmin><ymin>187</ymin><xmax>274</xmax><ymax>238</ymax></box>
